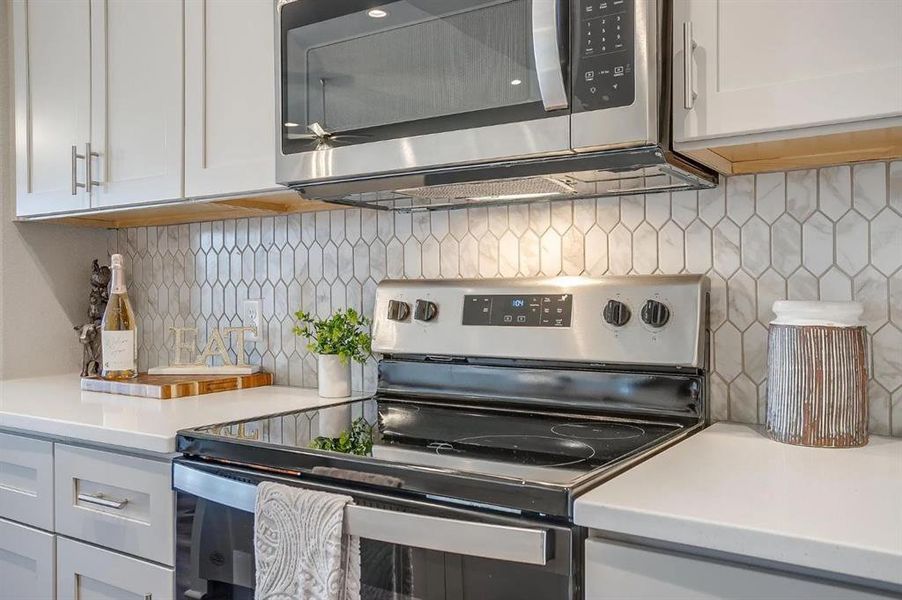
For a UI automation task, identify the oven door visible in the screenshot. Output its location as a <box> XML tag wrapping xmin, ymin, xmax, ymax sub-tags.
<box><xmin>174</xmin><ymin>460</ymin><xmax>579</xmax><ymax>600</ymax></box>
<box><xmin>276</xmin><ymin>0</ymin><xmax>573</xmax><ymax>186</ymax></box>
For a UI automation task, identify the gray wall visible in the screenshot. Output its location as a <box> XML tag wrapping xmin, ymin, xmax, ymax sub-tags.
<box><xmin>115</xmin><ymin>161</ymin><xmax>902</xmax><ymax>436</ymax></box>
<box><xmin>1</xmin><ymin>2</ymin><xmax>110</xmax><ymax>379</ymax></box>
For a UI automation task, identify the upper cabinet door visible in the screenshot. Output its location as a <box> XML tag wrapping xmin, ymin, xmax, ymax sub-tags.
<box><xmin>13</xmin><ymin>0</ymin><xmax>91</xmax><ymax>216</ymax></box>
<box><xmin>673</xmin><ymin>0</ymin><xmax>902</xmax><ymax>144</ymax></box>
<box><xmin>89</xmin><ymin>0</ymin><xmax>184</xmax><ymax>208</ymax></box>
<box><xmin>184</xmin><ymin>0</ymin><xmax>278</xmax><ymax>198</ymax></box>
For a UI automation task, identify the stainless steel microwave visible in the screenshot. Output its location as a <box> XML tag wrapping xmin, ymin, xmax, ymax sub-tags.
<box><xmin>275</xmin><ymin>0</ymin><xmax>716</xmax><ymax>211</ymax></box>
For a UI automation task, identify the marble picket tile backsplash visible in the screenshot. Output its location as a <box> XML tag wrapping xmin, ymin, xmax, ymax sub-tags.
<box><xmin>112</xmin><ymin>161</ymin><xmax>902</xmax><ymax>436</ymax></box>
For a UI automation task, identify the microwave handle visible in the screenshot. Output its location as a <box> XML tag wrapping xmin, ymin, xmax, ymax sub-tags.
<box><xmin>532</xmin><ymin>0</ymin><xmax>569</xmax><ymax>111</ymax></box>
<box><xmin>173</xmin><ymin>463</ymin><xmax>550</xmax><ymax>566</ymax></box>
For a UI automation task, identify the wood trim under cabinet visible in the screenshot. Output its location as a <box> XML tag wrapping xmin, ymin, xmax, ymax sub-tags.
<box><xmin>18</xmin><ymin>190</ymin><xmax>340</xmax><ymax>228</ymax></box>
<box><xmin>681</xmin><ymin>125</ymin><xmax>902</xmax><ymax>175</ymax></box>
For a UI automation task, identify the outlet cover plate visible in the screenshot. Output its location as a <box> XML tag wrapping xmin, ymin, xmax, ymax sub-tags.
<box><xmin>243</xmin><ymin>299</ymin><xmax>262</xmax><ymax>341</ymax></box>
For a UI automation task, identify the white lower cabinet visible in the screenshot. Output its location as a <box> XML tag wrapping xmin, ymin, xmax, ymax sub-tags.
<box><xmin>54</xmin><ymin>444</ymin><xmax>174</xmax><ymax>566</ymax></box>
<box><xmin>0</xmin><ymin>434</ymin><xmax>179</xmax><ymax>600</ymax></box>
<box><xmin>56</xmin><ymin>536</ymin><xmax>174</xmax><ymax>600</ymax></box>
<box><xmin>0</xmin><ymin>432</ymin><xmax>54</xmax><ymax>530</ymax></box>
<box><xmin>585</xmin><ymin>538</ymin><xmax>891</xmax><ymax>600</ymax></box>
<box><xmin>0</xmin><ymin>518</ymin><xmax>55</xmax><ymax>600</ymax></box>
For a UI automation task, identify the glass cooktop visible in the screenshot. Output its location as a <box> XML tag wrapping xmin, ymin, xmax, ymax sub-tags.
<box><xmin>186</xmin><ymin>398</ymin><xmax>684</xmax><ymax>487</ymax></box>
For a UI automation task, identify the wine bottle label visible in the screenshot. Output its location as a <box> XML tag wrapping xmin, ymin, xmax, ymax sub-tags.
<box><xmin>102</xmin><ymin>330</ymin><xmax>137</xmax><ymax>371</ymax></box>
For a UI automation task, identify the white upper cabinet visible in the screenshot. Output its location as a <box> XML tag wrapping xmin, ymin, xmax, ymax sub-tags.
<box><xmin>12</xmin><ymin>0</ymin><xmax>184</xmax><ymax>215</ymax></box>
<box><xmin>184</xmin><ymin>0</ymin><xmax>278</xmax><ymax>198</ymax></box>
<box><xmin>89</xmin><ymin>0</ymin><xmax>184</xmax><ymax>208</ymax></box>
<box><xmin>13</xmin><ymin>0</ymin><xmax>92</xmax><ymax>216</ymax></box>
<box><xmin>673</xmin><ymin>0</ymin><xmax>902</xmax><ymax>144</ymax></box>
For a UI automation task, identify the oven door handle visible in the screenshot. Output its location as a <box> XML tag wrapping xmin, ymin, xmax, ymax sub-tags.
<box><xmin>532</xmin><ymin>0</ymin><xmax>569</xmax><ymax>111</ymax></box>
<box><xmin>173</xmin><ymin>463</ymin><xmax>550</xmax><ymax>566</ymax></box>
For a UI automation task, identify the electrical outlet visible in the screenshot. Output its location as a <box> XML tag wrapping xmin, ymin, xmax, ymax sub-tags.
<box><xmin>242</xmin><ymin>299</ymin><xmax>263</xmax><ymax>342</ymax></box>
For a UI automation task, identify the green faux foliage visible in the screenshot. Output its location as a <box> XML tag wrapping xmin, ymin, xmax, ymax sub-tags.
<box><xmin>309</xmin><ymin>417</ymin><xmax>374</xmax><ymax>456</ymax></box>
<box><xmin>293</xmin><ymin>307</ymin><xmax>372</xmax><ymax>364</ymax></box>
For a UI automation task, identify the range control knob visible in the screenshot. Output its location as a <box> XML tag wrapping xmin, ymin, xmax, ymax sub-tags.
<box><xmin>603</xmin><ymin>299</ymin><xmax>631</xmax><ymax>327</ymax></box>
<box><xmin>641</xmin><ymin>299</ymin><xmax>671</xmax><ymax>328</ymax></box>
<box><xmin>414</xmin><ymin>299</ymin><xmax>438</xmax><ymax>322</ymax></box>
<box><xmin>387</xmin><ymin>299</ymin><xmax>410</xmax><ymax>321</ymax></box>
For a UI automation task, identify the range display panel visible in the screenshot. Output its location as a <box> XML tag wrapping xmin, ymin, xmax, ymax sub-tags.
<box><xmin>462</xmin><ymin>294</ymin><xmax>573</xmax><ymax>327</ymax></box>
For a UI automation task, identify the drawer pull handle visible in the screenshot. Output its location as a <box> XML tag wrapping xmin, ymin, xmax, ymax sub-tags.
<box><xmin>77</xmin><ymin>492</ymin><xmax>129</xmax><ymax>510</ymax></box>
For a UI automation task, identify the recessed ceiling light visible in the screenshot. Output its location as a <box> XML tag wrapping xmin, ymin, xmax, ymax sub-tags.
<box><xmin>284</xmin><ymin>122</ymin><xmax>300</xmax><ymax>128</ymax></box>
<box><xmin>510</xmin><ymin>79</ymin><xmax>522</xmax><ymax>86</ymax></box>
<box><xmin>367</xmin><ymin>8</ymin><xmax>388</xmax><ymax>18</ymax></box>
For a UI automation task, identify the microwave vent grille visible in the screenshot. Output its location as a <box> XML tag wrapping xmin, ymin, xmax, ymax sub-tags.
<box><xmin>292</xmin><ymin>148</ymin><xmax>719</xmax><ymax>212</ymax></box>
<box><xmin>397</xmin><ymin>176</ymin><xmax>576</xmax><ymax>203</ymax></box>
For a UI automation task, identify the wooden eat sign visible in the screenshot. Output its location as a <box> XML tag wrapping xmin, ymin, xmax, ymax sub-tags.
<box><xmin>146</xmin><ymin>326</ymin><xmax>260</xmax><ymax>375</ymax></box>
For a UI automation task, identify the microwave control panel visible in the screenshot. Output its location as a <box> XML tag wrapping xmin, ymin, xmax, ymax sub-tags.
<box><xmin>572</xmin><ymin>0</ymin><xmax>635</xmax><ymax>112</ymax></box>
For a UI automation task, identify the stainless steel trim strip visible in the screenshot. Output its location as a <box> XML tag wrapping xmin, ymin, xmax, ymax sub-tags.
<box><xmin>682</xmin><ymin>21</ymin><xmax>697</xmax><ymax>110</ymax></box>
<box><xmin>173</xmin><ymin>462</ymin><xmax>257</xmax><ymax>511</ymax></box>
<box><xmin>77</xmin><ymin>492</ymin><xmax>128</xmax><ymax>510</ymax></box>
<box><xmin>531</xmin><ymin>0</ymin><xmax>568</xmax><ymax>111</ymax></box>
<box><xmin>173</xmin><ymin>463</ymin><xmax>550</xmax><ymax>566</ymax></box>
<box><xmin>276</xmin><ymin>115</ymin><xmax>572</xmax><ymax>185</ymax></box>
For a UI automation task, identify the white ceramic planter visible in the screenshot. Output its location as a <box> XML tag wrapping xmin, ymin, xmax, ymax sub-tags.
<box><xmin>317</xmin><ymin>403</ymin><xmax>352</xmax><ymax>437</ymax></box>
<box><xmin>317</xmin><ymin>354</ymin><xmax>351</xmax><ymax>398</ymax></box>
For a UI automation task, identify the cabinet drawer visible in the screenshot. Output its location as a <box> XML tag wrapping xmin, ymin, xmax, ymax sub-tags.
<box><xmin>585</xmin><ymin>538</ymin><xmax>890</xmax><ymax>599</ymax></box>
<box><xmin>54</xmin><ymin>444</ymin><xmax>173</xmax><ymax>566</ymax></box>
<box><xmin>0</xmin><ymin>432</ymin><xmax>54</xmax><ymax>529</ymax></box>
<box><xmin>0</xmin><ymin>518</ymin><xmax>55</xmax><ymax>600</ymax></box>
<box><xmin>56</xmin><ymin>536</ymin><xmax>173</xmax><ymax>600</ymax></box>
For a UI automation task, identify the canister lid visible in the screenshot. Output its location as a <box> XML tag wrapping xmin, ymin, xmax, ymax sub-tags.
<box><xmin>771</xmin><ymin>301</ymin><xmax>864</xmax><ymax>327</ymax></box>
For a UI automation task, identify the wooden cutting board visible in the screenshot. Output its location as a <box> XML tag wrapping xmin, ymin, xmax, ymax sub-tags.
<box><xmin>80</xmin><ymin>372</ymin><xmax>273</xmax><ymax>400</ymax></box>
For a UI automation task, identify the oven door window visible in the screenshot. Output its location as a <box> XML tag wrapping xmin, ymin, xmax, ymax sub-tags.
<box><xmin>279</xmin><ymin>0</ymin><xmax>568</xmax><ymax>155</ymax></box>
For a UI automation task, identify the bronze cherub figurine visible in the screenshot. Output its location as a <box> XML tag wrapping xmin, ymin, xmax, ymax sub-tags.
<box><xmin>75</xmin><ymin>259</ymin><xmax>112</xmax><ymax>377</ymax></box>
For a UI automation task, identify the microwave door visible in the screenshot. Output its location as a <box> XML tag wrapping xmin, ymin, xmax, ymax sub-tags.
<box><xmin>276</xmin><ymin>0</ymin><xmax>573</xmax><ymax>185</ymax></box>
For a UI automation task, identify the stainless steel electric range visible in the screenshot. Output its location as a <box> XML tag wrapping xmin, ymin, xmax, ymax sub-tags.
<box><xmin>173</xmin><ymin>275</ymin><xmax>709</xmax><ymax>600</ymax></box>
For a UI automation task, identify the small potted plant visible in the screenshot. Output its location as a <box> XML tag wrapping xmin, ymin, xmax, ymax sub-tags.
<box><xmin>293</xmin><ymin>308</ymin><xmax>372</xmax><ymax>398</ymax></box>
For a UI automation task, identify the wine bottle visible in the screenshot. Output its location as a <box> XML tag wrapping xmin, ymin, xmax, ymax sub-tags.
<box><xmin>100</xmin><ymin>254</ymin><xmax>138</xmax><ymax>380</ymax></box>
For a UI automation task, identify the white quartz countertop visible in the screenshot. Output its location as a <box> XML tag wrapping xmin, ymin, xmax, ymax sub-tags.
<box><xmin>574</xmin><ymin>422</ymin><xmax>902</xmax><ymax>586</ymax></box>
<box><xmin>0</xmin><ymin>373</ymin><xmax>368</xmax><ymax>454</ymax></box>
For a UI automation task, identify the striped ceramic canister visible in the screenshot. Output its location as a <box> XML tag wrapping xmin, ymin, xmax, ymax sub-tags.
<box><xmin>765</xmin><ymin>301</ymin><xmax>869</xmax><ymax>448</ymax></box>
